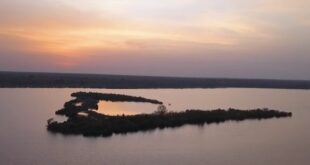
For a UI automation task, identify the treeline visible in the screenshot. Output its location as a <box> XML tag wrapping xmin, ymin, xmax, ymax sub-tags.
<box><xmin>48</xmin><ymin>92</ymin><xmax>292</xmax><ymax>137</ymax></box>
<box><xmin>48</xmin><ymin>108</ymin><xmax>292</xmax><ymax>137</ymax></box>
<box><xmin>1</xmin><ymin>71</ymin><xmax>310</xmax><ymax>89</ymax></box>
<box><xmin>56</xmin><ymin>92</ymin><xmax>162</xmax><ymax>117</ymax></box>
<box><xmin>72</xmin><ymin>92</ymin><xmax>162</xmax><ymax>104</ymax></box>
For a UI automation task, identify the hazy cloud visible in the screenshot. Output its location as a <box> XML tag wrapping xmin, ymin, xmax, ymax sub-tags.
<box><xmin>0</xmin><ymin>0</ymin><xmax>309</xmax><ymax>79</ymax></box>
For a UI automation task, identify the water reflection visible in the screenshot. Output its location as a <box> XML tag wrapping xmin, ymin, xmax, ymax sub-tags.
<box><xmin>97</xmin><ymin>101</ymin><xmax>158</xmax><ymax>115</ymax></box>
<box><xmin>0</xmin><ymin>88</ymin><xmax>309</xmax><ymax>165</ymax></box>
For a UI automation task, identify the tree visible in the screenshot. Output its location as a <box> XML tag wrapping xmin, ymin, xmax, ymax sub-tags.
<box><xmin>154</xmin><ymin>105</ymin><xmax>167</xmax><ymax>115</ymax></box>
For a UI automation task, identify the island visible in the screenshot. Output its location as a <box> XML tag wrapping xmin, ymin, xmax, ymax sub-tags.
<box><xmin>47</xmin><ymin>92</ymin><xmax>292</xmax><ymax>137</ymax></box>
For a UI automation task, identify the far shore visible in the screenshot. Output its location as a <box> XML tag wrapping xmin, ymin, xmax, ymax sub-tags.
<box><xmin>1</xmin><ymin>71</ymin><xmax>310</xmax><ymax>89</ymax></box>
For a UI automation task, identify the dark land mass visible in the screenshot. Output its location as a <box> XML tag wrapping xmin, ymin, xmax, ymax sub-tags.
<box><xmin>47</xmin><ymin>92</ymin><xmax>292</xmax><ymax>137</ymax></box>
<box><xmin>56</xmin><ymin>91</ymin><xmax>162</xmax><ymax>117</ymax></box>
<box><xmin>1</xmin><ymin>71</ymin><xmax>310</xmax><ymax>89</ymax></box>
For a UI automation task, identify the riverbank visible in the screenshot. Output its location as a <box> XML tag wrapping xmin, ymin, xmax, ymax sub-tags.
<box><xmin>1</xmin><ymin>71</ymin><xmax>310</xmax><ymax>89</ymax></box>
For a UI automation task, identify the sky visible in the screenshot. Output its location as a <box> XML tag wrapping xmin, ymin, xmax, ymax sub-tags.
<box><xmin>0</xmin><ymin>0</ymin><xmax>309</xmax><ymax>80</ymax></box>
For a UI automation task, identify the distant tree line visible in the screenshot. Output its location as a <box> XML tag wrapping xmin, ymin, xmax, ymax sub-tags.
<box><xmin>1</xmin><ymin>71</ymin><xmax>310</xmax><ymax>89</ymax></box>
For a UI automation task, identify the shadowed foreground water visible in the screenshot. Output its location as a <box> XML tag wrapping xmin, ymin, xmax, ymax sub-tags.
<box><xmin>0</xmin><ymin>88</ymin><xmax>309</xmax><ymax>165</ymax></box>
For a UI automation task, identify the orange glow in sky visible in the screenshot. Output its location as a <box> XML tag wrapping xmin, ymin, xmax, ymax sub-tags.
<box><xmin>0</xmin><ymin>0</ymin><xmax>309</xmax><ymax>79</ymax></box>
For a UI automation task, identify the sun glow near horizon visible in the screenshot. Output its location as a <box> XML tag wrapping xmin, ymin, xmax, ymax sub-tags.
<box><xmin>0</xmin><ymin>0</ymin><xmax>277</xmax><ymax>56</ymax></box>
<box><xmin>1</xmin><ymin>20</ymin><xmax>248</xmax><ymax>57</ymax></box>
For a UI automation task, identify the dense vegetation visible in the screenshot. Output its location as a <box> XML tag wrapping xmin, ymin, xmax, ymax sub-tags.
<box><xmin>48</xmin><ymin>108</ymin><xmax>292</xmax><ymax>137</ymax></box>
<box><xmin>55</xmin><ymin>92</ymin><xmax>162</xmax><ymax>117</ymax></box>
<box><xmin>1</xmin><ymin>71</ymin><xmax>310</xmax><ymax>89</ymax></box>
<box><xmin>47</xmin><ymin>92</ymin><xmax>292</xmax><ymax>137</ymax></box>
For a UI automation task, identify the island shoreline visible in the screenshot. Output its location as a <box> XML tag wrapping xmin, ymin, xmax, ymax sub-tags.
<box><xmin>47</xmin><ymin>92</ymin><xmax>293</xmax><ymax>137</ymax></box>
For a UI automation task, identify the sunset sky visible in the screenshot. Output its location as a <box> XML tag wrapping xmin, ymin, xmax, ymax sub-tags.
<box><xmin>0</xmin><ymin>0</ymin><xmax>309</xmax><ymax>79</ymax></box>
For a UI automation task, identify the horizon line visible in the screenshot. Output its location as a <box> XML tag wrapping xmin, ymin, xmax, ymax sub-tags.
<box><xmin>1</xmin><ymin>70</ymin><xmax>309</xmax><ymax>82</ymax></box>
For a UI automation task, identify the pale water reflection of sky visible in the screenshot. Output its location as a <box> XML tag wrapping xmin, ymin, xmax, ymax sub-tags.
<box><xmin>0</xmin><ymin>88</ymin><xmax>310</xmax><ymax>165</ymax></box>
<box><xmin>97</xmin><ymin>101</ymin><xmax>159</xmax><ymax>115</ymax></box>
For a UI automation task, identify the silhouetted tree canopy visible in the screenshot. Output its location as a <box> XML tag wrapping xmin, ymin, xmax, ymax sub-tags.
<box><xmin>47</xmin><ymin>92</ymin><xmax>292</xmax><ymax>137</ymax></box>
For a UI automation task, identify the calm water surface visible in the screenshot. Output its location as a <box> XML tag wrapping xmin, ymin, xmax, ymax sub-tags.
<box><xmin>0</xmin><ymin>88</ymin><xmax>309</xmax><ymax>165</ymax></box>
